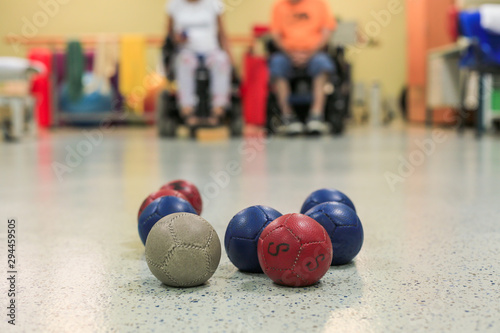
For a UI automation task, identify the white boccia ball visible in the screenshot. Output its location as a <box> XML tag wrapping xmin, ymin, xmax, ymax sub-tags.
<box><xmin>145</xmin><ymin>213</ymin><xmax>221</xmax><ymax>287</ymax></box>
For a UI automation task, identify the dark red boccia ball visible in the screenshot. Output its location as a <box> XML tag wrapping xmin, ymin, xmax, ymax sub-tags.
<box><xmin>257</xmin><ymin>214</ymin><xmax>333</xmax><ymax>287</ymax></box>
<box><xmin>161</xmin><ymin>180</ymin><xmax>203</xmax><ymax>215</ymax></box>
<box><xmin>138</xmin><ymin>189</ymin><xmax>188</xmax><ymax>218</ymax></box>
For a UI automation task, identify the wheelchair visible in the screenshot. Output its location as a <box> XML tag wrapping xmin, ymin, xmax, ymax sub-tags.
<box><xmin>265</xmin><ymin>41</ymin><xmax>351</xmax><ymax>136</ymax></box>
<box><xmin>157</xmin><ymin>37</ymin><xmax>243</xmax><ymax>138</ymax></box>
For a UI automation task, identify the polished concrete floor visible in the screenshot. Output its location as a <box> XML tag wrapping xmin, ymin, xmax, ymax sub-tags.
<box><xmin>0</xmin><ymin>125</ymin><xmax>499</xmax><ymax>332</ymax></box>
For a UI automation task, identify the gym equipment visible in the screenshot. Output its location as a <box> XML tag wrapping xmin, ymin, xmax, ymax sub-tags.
<box><xmin>161</xmin><ymin>179</ymin><xmax>203</xmax><ymax>215</ymax></box>
<box><xmin>138</xmin><ymin>196</ymin><xmax>196</xmax><ymax>245</ymax></box>
<box><xmin>305</xmin><ymin>202</ymin><xmax>364</xmax><ymax>266</ymax></box>
<box><xmin>224</xmin><ymin>205</ymin><xmax>282</xmax><ymax>273</ymax></box>
<box><xmin>138</xmin><ymin>189</ymin><xmax>188</xmax><ymax>218</ymax></box>
<box><xmin>300</xmin><ymin>188</ymin><xmax>356</xmax><ymax>214</ymax></box>
<box><xmin>257</xmin><ymin>213</ymin><xmax>332</xmax><ymax>287</ymax></box>
<box><xmin>145</xmin><ymin>213</ymin><xmax>221</xmax><ymax>288</ymax></box>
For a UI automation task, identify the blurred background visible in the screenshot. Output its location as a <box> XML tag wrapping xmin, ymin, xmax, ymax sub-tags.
<box><xmin>1</xmin><ymin>0</ymin><xmax>500</xmax><ymax>139</ymax></box>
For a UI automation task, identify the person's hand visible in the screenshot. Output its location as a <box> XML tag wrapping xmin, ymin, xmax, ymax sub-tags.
<box><xmin>289</xmin><ymin>50</ymin><xmax>313</xmax><ymax>67</ymax></box>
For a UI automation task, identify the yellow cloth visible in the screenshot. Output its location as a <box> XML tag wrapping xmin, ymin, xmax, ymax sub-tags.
<box><xmin>119</xmin><ymin>35</ymin><xmax>147</xmax><ymax>113</ymax></box>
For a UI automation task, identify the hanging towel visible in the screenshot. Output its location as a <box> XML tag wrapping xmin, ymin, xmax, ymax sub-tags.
<box><xmin>480</xmin><ymin>5</ymin><xmax>500</xmax><ymax>34</ymax></box>
<box><xmin>90</xmin><ymin>35</ymin><xmax>119</xmax><ymax>95</ymax></box>
<box><xmin>94</xmin><ymin>36</ymin><xmax>119</xmax><ymax>79</ymax></box>
<box><xmin>65</xmin><ymin>40</ymin><xmax>85</xmax><ymax>101</ymax></box>
<box><xmin>28</xmin><ymin>48</ymin><xmax>52</xmax><ymax>127</ymax></box>
<box><xmin>119</xmin><ymin>35</ymin><xmax>147</xmax><ymax>113</ymax></box>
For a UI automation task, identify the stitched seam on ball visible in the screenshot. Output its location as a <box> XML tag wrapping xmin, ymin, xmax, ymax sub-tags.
<box><xmin>293</xmin><ymin>268</ymin><xmax>309</xmax><ymax>284</ymax></box>
<box><xmin>205</xmin><ymin>229</ymin><xmax>214</xmax><ymax>276</ymax></box>
<box><xmin>230</xmin><ymin>236</ymin><xmax>255</xmax><ymax>241</ymax></box>
<box><xmin>292</xmin><ymin>267</ymin><xmax>304</xmax><ymax>284</ymax></box>
<box><xmin>146</xmin><ymin>257</ymin><xmax>180</xmax><ymax>286</ymax></box>
<box><xmin>162</xmin><ymin>269</ymin><xmax>181</xmax><ymax>286</ymax></box>
<box><xmin>176</xmin><ymin>244</ymin><xmax>206</xmax><ymax>250</ymax></box>
<box><xmin>205</xmin><ymin>224</ymin><xmax>214</xmax><ymax>249</ymax></box>
<box><xmin>260</xmin><ymin>226</ymin><xmax>286</xmax><ymax>271</ymax></box>
<box><xmin>260</xmin><ymin>245</ymin><xmax>269</xmax><ymax>271</ymax></box>
<box><xmin>141</xmin><ymin>211</ymin><xmax>162</xmax><ymax>227</ymax></box>
<box><xmin>163</xmin><ymin>247</ymin><xmax>176</xmax><ymax>266</ymax></box>
<box><xmin>268</xmin><ymin>268</ymin><xmax>291</xmax><ymax>271</ymax></box>
<box><xmin>282</xmin><ymin>214</ymin><xmax>295</xmax><ymax>228</ymax></box>
<box><xmin>183</xmin><ymin>250</ymin><xmax>212</xmax><ymax>287</ymax></box>
<box><xmin>203</xmin><ymin>227</ymin><xmax>214</xmax><ymax>284</ymax></box>
<box><xmin>253</xmin><ymin>206</ymin><xmax>272</xmax><ymax>241</ymax></box>
<box><xmin>292</xmin><ymin>248</ymin><xmax>310</xmax><ymax>284</ymax></box>
<box><xmin>203</xmin><ymin>250</ymin><xmax>212</xmax><ymax>284</ymax></box>
<box><xmin>291</xmin><ymin>247</ymin><xmax>303</xmax><ymax>271</ymax></box>
<box><xmin>301</xmin><ymin>240</ymin><xmax>326</xmax><ymax>246</ymax></box>
<box><xmin>285</xmin><ymin>226</ymin><xmax>302</xmax><ymax>243</ymax></box>
<box><xmin>305</xmin><ymin>199</ymin><xmax>320</xmax><ymax>211</ymax></box>
<box><xmin>159</xmin><ymin>251</ymin><xmax>182</xmax><ymax>286</ymax></box>
<box><xmin>183</xmin><ymin>220</ymin><xmax>213</xmax><ymax>286</ymax></box>
<box><xmin>320</xmin><ymin>210</ymin><xmax>357</xmax><ymax>228</ymax></box>
<box><xmin>167</xmin><ymin>213</ymin><xmax>188</xmax><ymax>245</ymax></box>
<box><xmin>260</xmin><ymin>225</ymin><xmax>286</xmax><ymax>241</ymax></box>
<box><xmin>145</xmin><ymin>257</ymin><xmax>163</xmax><ymax>270</ymax></box>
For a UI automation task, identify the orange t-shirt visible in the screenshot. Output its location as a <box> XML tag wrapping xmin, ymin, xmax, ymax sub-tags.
<box><xmin>271</xmin><ymin>0</ymin><xmax>337</xmax><ymax>52</ymax></box>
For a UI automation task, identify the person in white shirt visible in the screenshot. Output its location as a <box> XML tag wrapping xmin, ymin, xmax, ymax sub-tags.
<box><xmin>167</xmin><ymin>0</ymin><xmax>233</xmax><ymax>126</ymax></box>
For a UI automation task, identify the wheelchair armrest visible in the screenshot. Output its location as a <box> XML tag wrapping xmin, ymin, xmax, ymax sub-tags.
<box><xmin>265</xmin><ymin>38</ymin><xmax>281</xmax><ymax>55</ymax></box>
<box><xmin>231</xmin><ymin>68</ymin><xmax>241</xmax><ymax>86</ymax></box>
<box><xmin>161</xmin><ymin>36</ymin><xmax>177</xmax><ymax>74</ymax></box>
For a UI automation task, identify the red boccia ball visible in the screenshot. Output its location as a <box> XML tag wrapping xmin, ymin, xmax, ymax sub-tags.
<box><xmin>138</xmin><ymin>189</ymin><xmax>188</xmax><ymax>218</ymax></box>
<box><xmin>257</xmin><ymin>214</ymin><xmax>333</xmax><ymax>287</ymax></box>
<box><xmin>161</xmin><ymin>180</ymin><xmax>203</xmax><ymax>215</ymax></box>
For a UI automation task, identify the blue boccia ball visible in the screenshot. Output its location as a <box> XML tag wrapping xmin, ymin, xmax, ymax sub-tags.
<box><xmin>138</xmin><ymin>196</ymin><xmax>197</xmax><ymax>245</ymax></box>
<box><xmin>300</xmin><ymin>188</ymin><xmax>356</xmax><ymax>214</ymax></box>
<box><xmin>224</xmin><ymin>205</ymin><xmax>282</xmax><ymax>273</ymax></box>
<box><xmin>305</xmin><ymin>202</ymin><xmax>363</xmax><ymax>265</ymax></box>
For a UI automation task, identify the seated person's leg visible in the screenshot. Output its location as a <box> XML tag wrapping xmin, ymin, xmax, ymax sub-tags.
<box><xmin>270</xmin><ymin>53</ymin><xmax>304</xmax><ymax>135</ymax></box>
<box><xmin>207</xmin><ymin>49</ymin><xmax>231</xmax><ymax>125</ymax></box>
<box><xmin>175</xmin><ymin>49</ymin><xmax>199</xmax><ymax>126</ymax></box>
<box><xmin>270</xmin><ymin>53</ymin><xmax>293</xmax><ymax>117</ymax></box>
<box><xmin>307</xmin><ymin>52</ymin><xmax>335</xmax><ymax>116</ymax></box>
<box><xmin>306</xmin><ymin>52</ymin><xmax>336</xmax><ymax>133</ymax></box>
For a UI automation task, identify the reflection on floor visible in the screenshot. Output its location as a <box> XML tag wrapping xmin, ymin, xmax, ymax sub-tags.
<box><xmin>0</xmin><ymin>126</ymin><xmax>499</xmax><ymax>332</ymax></box>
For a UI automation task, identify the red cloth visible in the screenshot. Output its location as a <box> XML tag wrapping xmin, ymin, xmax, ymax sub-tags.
<box><xmin>448</xmin><ymin>5</ymin><xmax>459</xmax><ymax>42</ymax></box>
<box><xmin>242</xmin><ymin>54</ymin><xmax>269</xmax><ymax>126</ymax></box>
<box><xmin>28</xmin><ymin>48</ymin><xmax>52</xmax><ymax>128</ymax></box>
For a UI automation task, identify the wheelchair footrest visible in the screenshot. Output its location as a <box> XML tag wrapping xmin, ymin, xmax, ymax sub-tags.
<box><xmin>196</xmin><ymin>127</ymin><xmax>230</xmax><ymax>141</ymax></box>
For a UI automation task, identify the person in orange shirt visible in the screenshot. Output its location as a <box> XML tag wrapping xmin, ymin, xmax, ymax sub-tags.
<box><xmin>270</xmin><ymin>0</ymin><xmax>337</xmax><ymax>135</ymax></box>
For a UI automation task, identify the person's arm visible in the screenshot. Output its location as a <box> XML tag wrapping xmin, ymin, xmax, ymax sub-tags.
<box><xmin>217</xmin><ymin>15</ymin><xmax>235</xmax><ymax>66</ymax></box>
<box><xmin>271</xmin><ymin>32</ymin><xmax>286</xmax><ymax>52</ymax></box>
<box><xmin>167</xmin><ymin>15</ymin><xmax>173</xmax><ymax>36</ymax></box>
<box><xmin>167</xmin><ymin>15</ymin><xmax>187</xmax><ymax>45</ymax></box>
<box><xmin>270</xmin><ymin>2</ymin><xmax>287</xmax><ymax>52</ymax></box>
<box><xmin>312</xmin><ymin>27</ymin><xmax>334</xmax><ymax>54</ymax></box>
<box><xmin>310</xmin><ymin>3</ymin><xmax>337</xmax><ymax>54</ymax></box>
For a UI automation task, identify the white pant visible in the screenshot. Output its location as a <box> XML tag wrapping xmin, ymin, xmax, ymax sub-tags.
<box><xmin>175</xmin><ymin>49</ymin><xmax>231</xmax><ymax>109</ymax></box>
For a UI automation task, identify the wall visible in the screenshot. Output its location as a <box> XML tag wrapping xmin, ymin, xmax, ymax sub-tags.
<box><xmin>0</xmin><ymin>0</ymin><xmax>406</xmax><ymax>99</ymax></box>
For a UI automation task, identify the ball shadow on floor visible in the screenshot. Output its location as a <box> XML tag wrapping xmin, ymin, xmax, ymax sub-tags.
<box><xmin>323</xmin><ymin>261</ymin><xmax>364</xmax><ymax>307</ymax></box>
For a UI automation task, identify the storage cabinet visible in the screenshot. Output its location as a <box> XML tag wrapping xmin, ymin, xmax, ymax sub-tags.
<box><xmin>406</xmin><ymin>0</ymin><xmax>456</xmax><ymax>123</ymax></box>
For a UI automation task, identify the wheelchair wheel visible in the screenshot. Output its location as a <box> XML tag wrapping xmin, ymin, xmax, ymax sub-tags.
<box><xmin>228</xmin><ymin>102</ymin><xmax>243</xmax><ymax>137</ymax></box>
<box><xmin>157</xmin><ymin>90</ymin><xmax>178</xmax><ymax>138</ymax></box>
<box><xmin>2</xmin><ymin>119</ymin><xmax>15</xmax><ymax>142</ymax></box>
<box><xmin>266</xmin><ymin>94</ymin><xmax>283</xmax><ymax>135</ymax></box>
<box><xmin>159</xmin><ymin>117</ymin><xmax>177</xmax><ymax>138</ymax></box>
<box><xmin>326</xmin><ymin>97</ymin><xmax>345</xmax><ymax>136</ymax></box>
